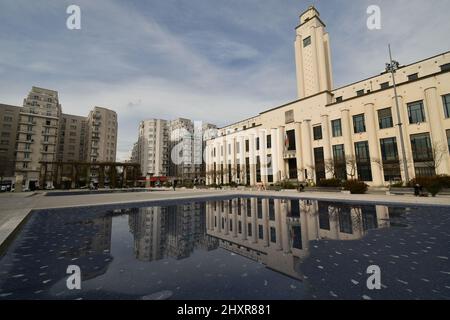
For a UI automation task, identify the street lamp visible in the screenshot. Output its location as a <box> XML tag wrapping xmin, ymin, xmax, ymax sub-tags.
<box><xmin>386</xmin><ymin>44</ymin><xmax>409</xmax><ymax>184</ymax></box>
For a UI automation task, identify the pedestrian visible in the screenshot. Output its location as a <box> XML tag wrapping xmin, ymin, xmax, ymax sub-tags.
<box><xmin>414</xmin><ymin>184</ymin><xmax>420</xmax><ymax>197</ymax></box>
<box><xmin>173</xmin><ymin>180</ymin><xmax>177</xmax><ymax>191</ymax></box>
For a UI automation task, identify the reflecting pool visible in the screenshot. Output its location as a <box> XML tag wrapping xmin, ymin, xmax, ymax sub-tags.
<box><xmin>0</xmin><ymin>197</ymin><xmax>449</xmax><ymax>300</ymax></box>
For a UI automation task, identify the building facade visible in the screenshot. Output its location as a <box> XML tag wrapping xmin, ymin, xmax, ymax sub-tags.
<box><xmin>205</xmin><ymin>6</ymin><xmax>450</xmax><ymax>187</ymax></box>
<box><xmin>0</xmin><ymin>104</ymin><xmax>20</xmax><ymax>182</ymax></box>
<box><xmin>0</xmin><ymin>87</ymin><xmax>119</xmax><ymax>189</ymax></box>
<box><xmin>135</xmin><ymin>118</ymin><xmax>216</xmax><ymax>182</ymax></box>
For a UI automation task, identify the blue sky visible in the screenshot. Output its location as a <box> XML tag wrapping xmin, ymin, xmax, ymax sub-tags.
<box><xmin>1</xmin><ymin>0</ymin><xmax>450</xmax><ymax>160</ymax></box>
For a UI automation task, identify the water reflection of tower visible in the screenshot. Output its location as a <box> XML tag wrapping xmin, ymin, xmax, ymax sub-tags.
<box><xmin>128</xmin><ymin>207</ymin><xmax>167</xmax><ymax>261</ymax></box>
<box><xmin>166</xmin><ymin>203</ymin><xmax>203</xmax><ymax>260</ymax></box>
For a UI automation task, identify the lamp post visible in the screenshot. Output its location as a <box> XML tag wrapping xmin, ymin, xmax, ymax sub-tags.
<box><xmin>386</xmin><ymin>44</ymin><xmax>409</xmax><ymax>184</ymax></box>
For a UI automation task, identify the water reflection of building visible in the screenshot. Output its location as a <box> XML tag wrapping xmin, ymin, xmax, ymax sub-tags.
<box><xmin>205</xmin><ymin>198</ymin><xmax>390</xmax><ymax>279</ymax></box>
<box><xmin>128</xmin><ymin>203</ymin><xmax>219</xmax><ymax>261</ymax></box>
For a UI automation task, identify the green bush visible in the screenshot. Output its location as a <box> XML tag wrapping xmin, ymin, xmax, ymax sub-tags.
<box><xmin>343</xmin><ymin>180</ymin><xmax>368</xmax><ymax>194</ymax></box>
<box><xmin>427</xmin><ymin>182</ymin><xmax>442</xmax><ymax>197</ymax></box>
<box><xmin>390</xmin><ymin>181</ymin><xmax>405</xmax><ymax>188</ymax></box>
<box><xmin>275</xmin><ymin>180</ymin><xmax>297</xmax><ymax>190</ymax></box>
<box><xmin>408</xmin><ymin>175</ymin><xmax>450</xmax><ymax>196</ymax></box>
<box><xmin>317</xmin><ymin>178</ymin><xmax>343</xmax><ymax>188</ymax></box>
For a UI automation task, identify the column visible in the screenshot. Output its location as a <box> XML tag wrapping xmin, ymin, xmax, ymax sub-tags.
<box><xmin>223</xmin><ymin>138</ymin><xmax>228</xmax><ymax>184</ymax></box>
<box><xmin>321</xmin><ymin>114</ymin><xmax>333</xmax><ymax>179</ymax></box>
<box><xmin>294</xmin><ymin>122</ymin><xmax>304</xmax><ymax>181</ymax></box>
<box><xmin>364</xmin><ymin>103</ymin><xmax>384</xmax><ymax>185</ymax></box>
<box><xmin>274</xmin><ymin>200</ymin><xmax>283</xmax><ymax>250</ymax></box>
<box><xmin>270</xmin><ymin>128</ymin><xmax>279</xmax><ymax>183</ymax></box>
<box><xmin>425</xmin><ymin>87</ymin><xmax>450</xmax><ymax>174</ymax></box>
<box><xmin>249</xmin><ymin>133</ymin><xmax>256</xmax><ymax>186</ymax></box>
<box><xmin>262</xmin><ymin>199</ymin><xmax>269</xmax><ymax>247</ymax></box>
<box><xmin>251</xmin><ymin>198</ymin><xmax>257</xmax><ymax>243</ymax></box>
<box><xmin>239</xmin><ymin>136</ymin><xmax>246</xmax><ymax>184</ymax></box>
<box><xmin>277</xmin><ymin>126</ymin><xmax>286</xmax><ymax>181</ymax></box>
<box><xmin>232</xmin><ymin>199</ymin><xmax>238</xmax><ymax>238</ymax></box>
<box><xmin>258</xmin><ymin>130</ymin><xmax>268</xmax><ymax>185</ymax></box>
<box><xmin>230</xmin><ymin>137</ymin><xmax>236</xmax><ymax>183</ymax></box>
<box><xmin>280</xmin><ymin>201</ymin><xmax>290</xmax><ymax>254</ymax></box>
<box><xmin>341</xmin><ymin>109</ymin><xmax>354</xmax><ymax>179</ymax></box>
<box><xmin>301</xmin><ymin>120</ymin><xmax>313</xmax><ymax>181</ymax></box>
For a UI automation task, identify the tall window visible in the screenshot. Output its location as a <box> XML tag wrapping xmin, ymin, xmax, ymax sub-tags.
<box><xmin>256</xmin><ymin>137</ymin><xmax>260</xmax><ymax>151</ymax></box>
<box><xmin>410</xmin><ymin>133</ymin><xmax>435</xmax><ymax>177</ymax></box>
<box><xmin>245</xmin><ymin>140</ymin><xmax>249</xmax><ymax>152</ymax></box>
<box><xmin>313</xmin><ymin>126</ymin><xmax>323</xmax><ymax>140</ymax></box>
<box><xmin>286</xmin><ymin>130</ymin><xmax>296</xmax><ymax>151</ymax></box>
<box><xmin>267</xmin><ymin>135</ymin><xmax>272</xmax><ymax>149</ymax></box>
<box><xmin>303</xmin><ymin>36</ymin><xmax>311</xmax><ymax>47</ymax></box>
<box><xmin>378</xmin><ymin>108</ymin><xmax>393</xmax><ymax>129</ymax></box>
<box><xmin>314</xmin><ymin>147</ymin><xmax>326</xmax><ymax>181</ymax></box>
<box><xmin>380</xmin><ymin>137</ymin><xmax>401</xmax><ymax>182</ymax></box>
<box><xmin>332</xmin><ymin>144</ymin><xmax>347</xmax><ymax>180</ymax></box>
<box><xmin>331</xmin><ymin>119</ymin><xmax>342</xmax><ymax>137</ymax></box>
<box><xmin>443</xmin><ymin>94</ymin><xmax>450</xmax><ymax>118</ymax></box>
<box><xmin>447</xmin><ymin>129</ymin><xmax>450</xmax><ymax>154</ymax></box>
<box><xmin>353</xmin><ymin>114</ymin><xmax>366</xmax><ymax>133</ymax></box>
<box><xmin>407</xmin><ymin>101</ymin><xmax>426</xmax><ymax>124</ymax></box>
<box><xmin>355</xmin><ymin>141</ymin><xmax>372</xmax><ymax>181</ymax></box>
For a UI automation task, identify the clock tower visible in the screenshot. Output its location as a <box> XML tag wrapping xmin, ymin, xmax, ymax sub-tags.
<box><xmin>294</xmin><ymin>6</ymin><xmax>334</xmax><ymax>99</ymax></box>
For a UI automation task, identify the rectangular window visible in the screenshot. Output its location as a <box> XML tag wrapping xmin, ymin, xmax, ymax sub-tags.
<box><xmin>245</xmin><ymin>140</ymin><xmax>249</xmax><ymax>152</ymax></box>
<box><xmin>266</xmin><ymin>135</ymin><xmax>272</xmax><ymax>149</ymax></box>
<box><xmin>380</xmin><ymin>82</ymin><xmax>390</xmax><ymax>90</ymax></box>
<box><xmin>408</xmin><ymin>73</ymin><xmax>418</xmax><ymax>81</ymax></box>
<box><xmin>247</xmin><ymin>223</ymin><xmax>252</xmax><ymax>237</ymax></box>
<box><xmin>380</xmin><ymin>137</ymin><xmax>401</xmax><ymax>181</ymax></box>
<box><xmin>353</xmin><ymin>114</ymin><xmax>366</xmax><ymax>133</ymax></box>
<box><xmin>313</xmin><ymin>126</ymin><xmax>323</xmax><ymax>140</ymax></box>
<box><xmin>410</xmin><ymin>133</ymin><xmax>435</xmax><ymax>177</ymax></box>
<box><xmin>355</xmin><ymin>141</ymin><xmax>373</xmax><ymax>181</ymax></box>
<box><xmin>356</xmin><ymin>89</ymin><xmax>365</xmax><ymax>96</ymax></box>
<box><xmin>443</xmin><ymin>94</ymin><xmax>450</xmax><ymax>118</ymax></box>
<box><xmin>378</xmin><ymin>108</ymin><xmax>393</xmax><ymax>129</ymax></box>
<box><xmin>332</xmin><ymin>144</ymin><xmax>347</xmax><ymax>180</ymax></box>
<box><xmin>258</xmin><ymin>225</ymin><xmax>264</xmax><ymax>240</ymax></box>
<box><xmin>314</xmin><ymin>147</ymin><xmax>326</xmax><ymax>181</ymax></box>
<box><xmin>286</xmin><ymin>130</ymin><xmax>296</xmax><ymax>151</ymax></box>
<box><xmin>256</xmin><ymin>137</ymin><xmax>260</xmax><ymax>151</ymax></box>
<box><xmin>270</xmin><ymin>227</ymin><xmax>276</xmax><ymax>243</ymax></box>
<box><xmin>318</xmin><ymin>202</ymin><xmax>330</xmax><ymax>230</ymax></box>
<box><xmin>447</xmin><ymin>130</ymin><xmax>450</xmax><ymax>154</ymax></box>
<box><xmin>336</xmin><ymin>96</ymin><xmax>343</xmax><ymax>103</ymax></box>
<box><xmin>339</xmin><ymin>207</ymin><xmax>353</xmax><ymax>234</ymax></box>
<box><xmin>441</xmin><ymin>63</ymin><xmax>450</xmax><ymax>72</ymax></box>
<box><xmin>303</xmin><ymin>36</ymin><xmax>311</xmax><ymax>47</ymax></box>
<box><xmin>331</xmin><ymin>119</ymin><xmax>342</xmax><ymax>137</ymax></box>
<box><xmin>407</xmin><ymin>101</ymin><xmax>426</xmax><ymax>124</ymax></box>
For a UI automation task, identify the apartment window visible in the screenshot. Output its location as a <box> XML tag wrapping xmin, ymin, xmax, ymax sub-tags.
<box><xmin>356</xmin><ymin>89</ymin><xmax>365</xmax><ymax>97</ymax></box>
<box><xmin>24</xmin><ymin>153</ymin><xmax>30</xmax><ymax>159</ymax></box>
<box><xmin>27</xmin><ymin>125</ymin><xmax>33</xmax><ymax>132</ymax></box>
<box><xmin>336</xmin><ymin>96</ymin><xmax>343</xmax><ymax>103</ymax></box>
<box><xmin>303</xmin><ymin>36</ymin><xmax>311</xmax><ymax>47</ymax></box>
<box><xmin>407</xmin><ymin>101</ymin><xmax>426</xmax><ymax>124</ymax></box>
<box><xmin>443</xmin><ymin>94</ymin><xmax>450</xmax><ymax>118</ymax></box>
<box><xmin>313</xmin><ymin>126</ymin><xmax>322</xmax><ymax>140</ymax></box>
<box><xmin>22</xmin><ymin>162</ymin><xmax>28</xmax><ymax>169</ymax></box>
<box><xmin>25</xmin><ymin>143</ymin><xmax>31</xmax><ymax>150</ymax></box>
<box><xmin>256</xmin><ymin>137</ymin><xmax>260</xmax><ymax>151</ymax></box>
<box><xmin>408</xmin><ymin>73</ymin><xmax>418</xmax><ymax>81</ymax></box>
<box><xmin>355</xmin><ymin>141</ymin><xmax>372</xmax><ymax>181</ymax></box>
<box><xmin>440</xmin><ymin>63</ymin><xmax>450</xmax><ymax>72</ymax></box>
<box><xmin>353</xmin><ymin>114</ymin><xmax>366</xmax><ymax>133</ymax></box>
<box><xmin>378</xmin><ymin>108</ymin><xmax>393</xmax><ymax>129</ymax></box>
<box><xmin>3</xmin><ymin>116</ymin><xmax>13</xmax><ymax>122</ymax></box>
<box><xmin>331</xmin><ymin>119</ymin><xmax>342</xmax><ymax>137</ymax></box>
<box><xmin>285</xmin><ymin>110</ymin><xmax>294</xmax><ymax>124</ymax></box>
<box><xmin>380</xmin><ymin>82</ymin><xmax>390</xmax><ymax>90</ymax></box>
<box><xmin>1</xmin><ymin>132</ymin><xmax>10</xmax><ymax>138</ymax></box>
<box><xmin>26</xmin><ymin>134</ymin><xmax>32</xmax><ymax>141</ymax></box>
<box><xmin>270</xmin><ymin>227</ymin><xmax>276</xmax><ymax>243</ymax></box>
<box><xmin>44</xmin><ymin>136</ymin><xmax>49</xmax><ymax>142</ymax></box>
<box><xmin>245</xmin><ymin>140</ymin><xmax>249</xmax><ymax>152</ymax></box>
<box><xmin>266</xmin><ymin>135</ymin><xmax>272</xmax><ymax>149</ymax></box>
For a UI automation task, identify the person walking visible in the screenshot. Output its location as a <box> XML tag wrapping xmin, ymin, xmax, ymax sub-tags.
<box><xmin>173</xmin><ymin>179</ymin><xmax>177</xmax><ymax>191</ymax></box>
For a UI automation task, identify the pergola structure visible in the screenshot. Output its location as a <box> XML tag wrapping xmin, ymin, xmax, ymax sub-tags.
<box><xmin>39</xmin><ymin>161</ymin><xmax>141</xmax><ymax>190</ymax></box>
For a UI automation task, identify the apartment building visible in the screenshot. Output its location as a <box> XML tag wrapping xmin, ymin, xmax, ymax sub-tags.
<box><xmin>0</xmin><ymin>87</ymin><xmax>119</xmax><ymax>190</ymax></box>
<box><xmin>205</xmin><ymin>6</ymin><xmax>450</xmax><ymax>187</ymax></box>
<box><xmin>135</xmin><ymin>118</ymin><xmax>216</xmax><ymax>182</ymax></box>
<box><xmin>0</xmin><ymin>104</ymin><xmax>20</xmax><ymax>182</ymax></box>
<box><xmin>14</xmin><ymin>87</ymin><xmax>61</xmax><ymax>190</ymax></box>
<box><xmin>85</xmin><ymin>107</ymin><xmax>118</xmax><ymax>163</ymax></box>
<box><xmin>137</xmin><ymin>119</ymin><xmax>169</xmax><ymax>177</ymax></box>
<box><xmin>57</xmin><ymin>113</ymin><xmax>87</xmax><ymax>162</ymax></box>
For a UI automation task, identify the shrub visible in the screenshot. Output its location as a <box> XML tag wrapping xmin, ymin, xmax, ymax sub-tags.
<box><xmin>427</xmin><ymin>181</ymin><xmax>443</xmax><ymax>197</ymax></box>
<box><xmin>343</xmin><ymin>180</ymin><xmax>368</xmax><ymax>194</ymax></box>
<box><xmin>390</xmin><ymin>181</ymin><xmax>405</xmax><ymax>188</ymax></box>
<box><xmin>317</xmin><ymin>178</ymin><xmax>343</xmax><ymax>188</ymax></box>
<box><xmin>276</xmin><ymin>180</ymin><xmax>297</xmax><ymax>190</ymax></box>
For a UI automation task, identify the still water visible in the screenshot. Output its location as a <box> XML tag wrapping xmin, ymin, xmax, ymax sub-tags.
<box><xmin>0</xmin><ymin>197</ymin><xmax>449</xmax><ymax>300</ymax></box>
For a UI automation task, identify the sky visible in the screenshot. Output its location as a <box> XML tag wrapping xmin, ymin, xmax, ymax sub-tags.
<box><xmin>1</xmin><ymin>0</ymin><xmax>449</xmax><ymax>161</ymax></box>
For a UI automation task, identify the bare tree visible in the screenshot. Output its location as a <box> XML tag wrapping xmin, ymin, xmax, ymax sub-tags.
<box><xmin>324</xmin><ymin>159</ymin><xmax>337</xmax><ymax>179</ymax></box>
<box><xmin>424</xmin><ymin>141</ymin><xmax>448</xmax><ymax>174</ymax></box>
<box><xmin>345</xmin><ymin>155</ymin><xmax>358</xmax><ymax>180</ymax></box>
